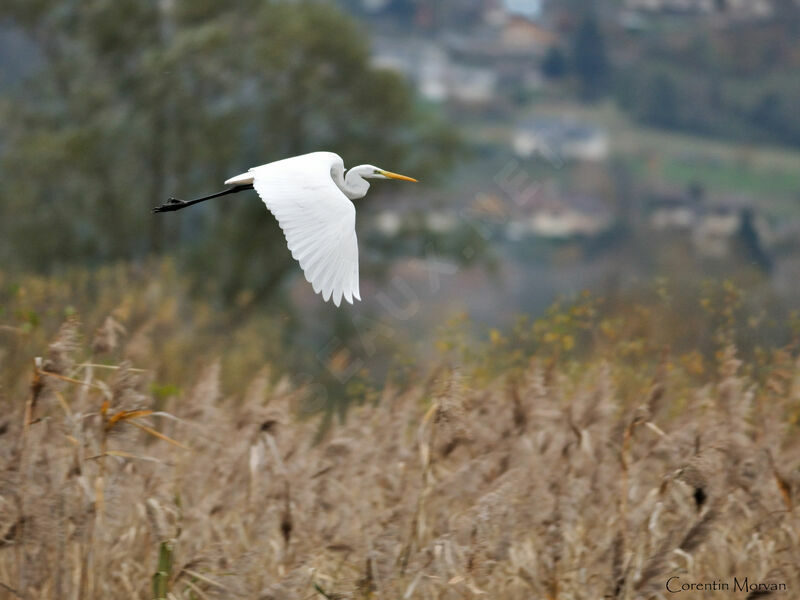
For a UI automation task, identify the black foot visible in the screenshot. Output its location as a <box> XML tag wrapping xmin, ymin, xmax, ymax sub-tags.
<box><xmin>152</xmin><ymin>197</ymin><xmax>186</xmax><ymax>213</ymax></box>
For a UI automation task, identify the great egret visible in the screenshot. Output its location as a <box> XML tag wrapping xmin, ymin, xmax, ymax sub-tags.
<box><xmin>153</xmin><ymin>152</ymin><xmax>417</xmax><ymax>307</ymax></box>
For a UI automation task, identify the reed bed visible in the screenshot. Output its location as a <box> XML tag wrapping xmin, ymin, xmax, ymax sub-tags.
<box><xmin>1</xmin><ymin>281</ymin><xmax>799</xmax><ymax>599</ymax></box>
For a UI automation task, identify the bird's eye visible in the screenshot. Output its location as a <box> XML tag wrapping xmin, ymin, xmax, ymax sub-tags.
<box><xmin>374</xmin><ymin>169</ymin><xmax>381</xmax><ymax>175</ymax></box>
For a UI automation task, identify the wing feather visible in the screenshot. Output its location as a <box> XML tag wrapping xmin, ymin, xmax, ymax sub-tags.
<box><xmin>249</xmin><ymin>152</ymin><xmax>360</xmax><ymax>307</ymax></box>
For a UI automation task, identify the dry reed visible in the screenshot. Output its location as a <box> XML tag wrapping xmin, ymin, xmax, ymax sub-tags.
<box><xmin>0</xmin><ymin>294</ymin><xmax>799</xmax><ymax>599</ymax></box>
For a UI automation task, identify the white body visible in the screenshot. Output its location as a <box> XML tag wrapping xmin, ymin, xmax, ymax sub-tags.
<box><xmin>226</xmin><ymin>152</ymin><xmax>361</xmax><ymax>307</ymax></box>
<box><xmin>223</xmin><ymin>152</ymin><xmax>416</xmax><ymax>307</ymax></box>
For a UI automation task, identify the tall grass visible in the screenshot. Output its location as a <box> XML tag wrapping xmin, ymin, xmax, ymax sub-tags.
<box><xmin>0</xmin><ymin>267</ymin><xmax>798</xmax><ymax>598</ymax></box>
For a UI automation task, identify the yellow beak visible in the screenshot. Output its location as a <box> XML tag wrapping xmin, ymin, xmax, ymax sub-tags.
<box><xmin>379</xmin><ymin>169</ymin><xmax>418</xmax><ymax>183</ymax></box>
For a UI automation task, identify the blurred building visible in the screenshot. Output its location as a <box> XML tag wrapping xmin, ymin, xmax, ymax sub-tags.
<box><xmin>371</xmin><ymin>36</ymin><xmax>499</xmax><ymax>105</ymax></box>
<box><xmin>647</xmin><ymin>193</ymin><xmax>772</xmax><ymax>266</ymax></box>
<box><xmin>625</xmin><ymin>0</ymin><xmax>774</xmax><ymax>18</ymax></box>
<box><xmin>500</xmin><ymin>15</ymin><xmax>557</xmax><ymax>50</ymax></box>
<box><xmin>648</xmin><ymin>193</ymin><xmax>697</xmax><ymax>230</ymax></box>
<box><xmin>367</xmin><ymin>0</ymin><xmax>560</xmax><ymax>106</ymax></box>
<box><xmin>506</xmin><ymin>194</ymin><xmax>614</xmax><ymax>239</ymax></box>
<box><xmin>513</xmin><ymin>118</ymin><xmax>609</xmax><ymax>162</ymax></box>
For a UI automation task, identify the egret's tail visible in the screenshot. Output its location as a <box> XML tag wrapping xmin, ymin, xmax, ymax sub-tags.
<box><xmin>224</xmin><ymin>171</ymin><xmax>254</xmax><ymax>186</ymax></box>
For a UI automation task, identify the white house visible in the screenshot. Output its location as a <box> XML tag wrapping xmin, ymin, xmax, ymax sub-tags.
<box><xmin>625</xmin><ymin>0</ymin><xmax>773</xmax><ymax>17</ymax></box>
<box><xmin>507</xmin><ymin>194</ymin><xmax>614</xmax><ymax>239</ymax></box>
<box><xmin>513</xmin><ymin>118</ymin><xmax>609</xmax><ymax>162</ymax></box>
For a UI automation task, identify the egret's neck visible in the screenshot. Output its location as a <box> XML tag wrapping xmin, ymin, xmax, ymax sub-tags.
<box><xmin>332</xmin><ymin>164</ymin><xmax>369</xmax><ymax>200</ymax></box>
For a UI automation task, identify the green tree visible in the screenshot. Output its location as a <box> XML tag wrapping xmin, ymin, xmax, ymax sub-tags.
<box><xmin>571</xmin><ymin>15</ymin><xmax>609</xmax><ymax>101</ymax></box>
<box><xmin>541</xmin><ymin>46</ymin><xmax>567</xmax><ymax>79</ymax></box>
<box><xmin>0</xmin><ymin>0</ymin><xmax>459</xmax><ymax>302</ymax></box>
<box><xmin>644</xmin><ymin>73</ymin><xmax>679</xmax><ymax>128</ymax></box>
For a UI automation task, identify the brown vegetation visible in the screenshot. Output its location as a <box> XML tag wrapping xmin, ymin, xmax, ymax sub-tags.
<box><xmin>1</xmin><ymin>269</ymin><xmax>799</xmax><ymax>599</ymax></box>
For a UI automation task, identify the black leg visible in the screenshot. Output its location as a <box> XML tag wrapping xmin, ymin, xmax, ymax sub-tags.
<box><xmin>152</xmin><ymin>184</ymin><xmax>254</xmax><ymax>213</ymax></box>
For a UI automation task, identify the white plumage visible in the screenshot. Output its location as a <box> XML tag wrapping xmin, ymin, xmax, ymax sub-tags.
<box><xmin>248</xmin><ymin>152</ymin><xmax>359</xmax><ymax>307</ymax></box>
<box><xmin>155</xmin><ymin>152</ymin><xmax>416</xmax><ymax>306</ymax></box>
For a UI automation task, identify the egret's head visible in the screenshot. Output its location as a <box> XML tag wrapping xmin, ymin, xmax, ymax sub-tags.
<box><xmin>354</xmin><ymin>165</ymin><xmax>418</xmax><ymax>182</ymax></box>
<box><xmin>341</xmin><ymin>164</ymin><xmax>417</xmax><ymax>200</ymax></box>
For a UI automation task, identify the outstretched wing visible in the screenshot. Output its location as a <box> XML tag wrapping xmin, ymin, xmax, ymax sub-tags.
<box><xmin>250</xmin><ymin>152</ymin><xmax>360</xmax><ymax>307</ymax></box>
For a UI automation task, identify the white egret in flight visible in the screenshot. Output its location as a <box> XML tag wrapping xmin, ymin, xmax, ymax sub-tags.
<box><xmin>153</xmin><ymin>152</ymin><xmax>417</xmax><ymax>307</ymax></box>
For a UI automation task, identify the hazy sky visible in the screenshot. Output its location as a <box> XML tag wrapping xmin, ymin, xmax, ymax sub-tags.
<box><xmin>504</xmin><ymin>0</ymin><xmax>543</xmax><ymax>18</ymax></box>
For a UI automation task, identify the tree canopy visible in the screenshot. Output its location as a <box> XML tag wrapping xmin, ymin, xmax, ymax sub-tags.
<box><xmin>0</xmin><ymin>0</ymin><xmax>459</xmax><ymax>301</ymax></box>
<box><xmin>571</xmin><ymin>15</ymin><xmax>609</xmax><ymax>101</ymax></box>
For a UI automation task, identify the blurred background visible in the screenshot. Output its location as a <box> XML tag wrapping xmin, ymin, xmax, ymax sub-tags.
<box><xmin>1</xmin><ymin>0</ymin><xmax>799</xmax><ymax>405</ymax></box>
